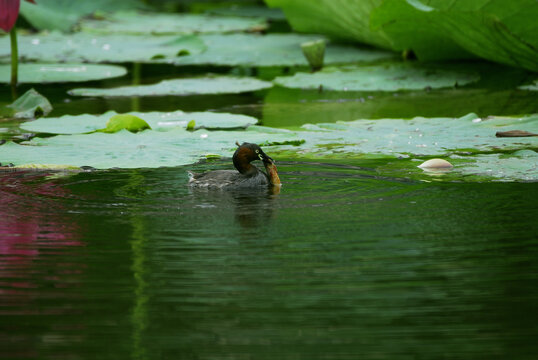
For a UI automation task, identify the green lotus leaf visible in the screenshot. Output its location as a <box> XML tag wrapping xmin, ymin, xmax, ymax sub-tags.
<box><xmin>376</xmin><ymin>151</ymin><xmax>538</xmax><ymax>182</ymax></box>
<box><xmin>370</xmin><ymin>0</ymin><xmax>538</xmax><ymax>71</ymax></box>
<box><xmin>265</xmin><ymin>0</ymin><xmax>391</xmax><ymax>48</ymax></box>
<box><xmin>69</xmin><ymin>76</ymin><xmax>272</xmax><ymax>97</ymax></box>
<box><xmin>100</xmin><ymin>114</ymin><xmax>151</xmax><ymax>134</ymax></box>
<box><xmin>20</xmin><ymin>111</ymin><xmax>259</xmax><ymax>135</ymax></box>
<box><xmin>455</xmin><ymin>151</ymin><xmax>538</xmax><ymax>182</ymax></box>
<box><xmin>0</xmin><ymin>64</ymin><xmax>126</xmax><ymax>84</ymax></box>
<box><xmin>0</xmin><ymin>89</ymin><xmax>52</xmax><ymax>119</ymax></box>
<box><xmin>0</xmin><ymin>126</ymin><xmax>299</xmax><ymax>169</ymax></box>
<box><xmin>79</xmin><ymin>11</ymin><xmax>267</xmax><ymax>35</ymax></box>
<box><xmin>274</xmin><ymin>63</ymin><xmax>480</xmax><ymax>91</ymax></box>
<box><xmin>20</xmin><ymin>0</ymin><xmax>149</xmax><ymax>32</ymax></box>
<box><xmin>285</xmin><ymin>113</ymin><xmax>538</xmax><ymax>159</ymax></box>
<box><xmin>266</xmin><ymin>0</ymin><xmax>538</xmax><ymax>71</ymax></box>
<box><xmin>3</xmin><ymin>112</ymin><xmax>536</xmax><ymax>180</ymax></box>
<box><xmin>0</xmin><ymin>33</ymin><xmax>206</xmax><ymax>64</ymax></box>
<box><xmin>171</xmin><ymin>33</ymin><xmax>396</xmax><ymax>67</ymax></box>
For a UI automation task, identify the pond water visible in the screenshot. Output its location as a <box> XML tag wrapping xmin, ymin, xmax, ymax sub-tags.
<box><xmin>1</xmin><ymin>24</ymin><xmax>538</xmax><ymax>360</ymax></box>
<box><xmin>1</xmin><ymin>159</ymin><xmax>537</xmax><ymax>359</ymax></box>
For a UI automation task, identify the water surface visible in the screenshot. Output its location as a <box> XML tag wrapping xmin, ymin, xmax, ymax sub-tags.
<box><xmin>1</xmin><ymin>161</ymin><xmax>537</xmax><ymax>359</ymax></box>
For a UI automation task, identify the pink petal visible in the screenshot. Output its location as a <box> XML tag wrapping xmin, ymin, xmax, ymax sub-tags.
<box><xmin>0</xmin><ymin>0</ymin><xmax>20</xmax><ymax>32</ymax></box>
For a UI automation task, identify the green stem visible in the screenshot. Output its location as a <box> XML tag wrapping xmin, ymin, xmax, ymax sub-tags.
<box><xmin>10</xmin><ymin>26</ymin><xmax>18</xmax><ymax>99</ymax></box>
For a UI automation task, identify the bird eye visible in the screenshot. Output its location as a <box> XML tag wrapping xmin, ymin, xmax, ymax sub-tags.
<box><xmin>255</xmin><ymin>149</ymin><xmax>259</xmax><ymax>153</ymax></box>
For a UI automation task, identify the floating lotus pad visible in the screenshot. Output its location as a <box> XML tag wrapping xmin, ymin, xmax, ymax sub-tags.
<box><xmin>20</xmin><ymin>0</ymin><xmax>149</xmax><ymax>32</ymax></box>
<box><xmin>79</xmin><ymin>11</ymin><xmax>267</xmax><ymax>35</ymax></box>
<box><xmin>0</xmin><ymin>64</ymin><xmax>127</xmax><ymax>84</ymax></box>
<box><xmin>290</xmin><ymin>113</ymin><xmax>538</xmax><ymax>158</ymax></box>
<box><xmin>455</xmin><ymin>151</ymin><xmax>538</xmax><ymax>182</ymax></box>
<box><xmin>69</xmin><ymin>76</ymin><xmax>273</xmax><ymax>97</ymax></box>
<box><xmin>0</xmin><ymin>33</ymin><xmax>206</xmax><ymax>63</ymax></box>
<box><xmin>0</xmin><ymin>126</ymin><xmax>297</xmax><ymax>169</ymax></box>
<box><xmin>171</xmin><ymin>33</ymin><xmax>395</xmax><ymax>67</ymax></box>
<box><xmin>20</xmin><ymin>111</ymin><xmax>259</xmax><ymax>135</ymax></box>
<box><xmin>3</xmin><ymin>112</ymin><xmax>536</xmax><ymax>180</ymax></box>
<box><xmin>274</xmin><ymin>63</ymin><xmax>480</xmax><ymax>91</ymax></box>
<box><xmin>376</xmin><ymin>151</ymin><xmax>538</xmax><ymax>182</ymax></box>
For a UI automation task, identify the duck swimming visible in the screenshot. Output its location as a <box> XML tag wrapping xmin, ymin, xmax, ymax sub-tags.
<box><xmin>188</xmin><ymin>142</ymin><xmax>281</xmax><ymax>189</ymax></box>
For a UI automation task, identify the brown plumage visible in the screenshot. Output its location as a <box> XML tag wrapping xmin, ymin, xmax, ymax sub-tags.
<box><xmin>188</xmin><ymin>142</ymin><xmax>280</xmax><ymax>189</ymax></box>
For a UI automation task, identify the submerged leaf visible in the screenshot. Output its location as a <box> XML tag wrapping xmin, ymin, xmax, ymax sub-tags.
<box><xmin>0</xmin><ymin>63</ymin><xmax>126</xmax><ymax>83</ymax></box>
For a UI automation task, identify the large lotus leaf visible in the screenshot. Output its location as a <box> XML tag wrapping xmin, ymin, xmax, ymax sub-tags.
<box><xmin>267</xmin><ymin>0</ymin><xmax>538</xmax><ymax>72</ymax></box>
<box><xmin>69</xmin><ymin>76</ymin><xmax>273</xmax><ymax>97</ymax></box>
<box><xmin>206</xmin><ymin>5</ymin><xmax>286</xmax><ymax>21</ymax></box>
<box><xmin>0</xmin><ymin>89</ymin><xmax>52</xmax><ymax>119</ymax></box>
<box><xmin>0</xmin><ymin>33</ymin><xmax>206</xmax><ymax>64</ymax></box>
<box><xmin>171</xmin><ymin>33</ymin><xmax>396</xmax><ymax>67</ymax></box>
<box><xmin>20</xmin><ymin>111</ymin><xmax>259</xmax><ymax>135</ymax></box>
<box><xmin>370</xmin><ymin>0</ymin><xmax>538</xmax><ymax>71</ymax></box>
<box><xmin>274</xmin><ymin>63</ymin><xmax>479</xmax><ymax>91</ymax></box>
<box><xmin>376</xmin><ymin>151</ymin><xmax>538</xmax><ymax>182</ymax></box>
<box><xmin>20</xmin><ymin>0</ymin><xmax>148</xmax><ymax>32</ymax></box>
<box><xmin>0</xmin><ymin>64</ymin><xmax>126</xmax><ymax>83</ymax></box>
<box><xmin>0</xmin><ymin>126</ymin><xmax>298</xmax><ymax>169</ymax></box>
<box><xmin>455</xmin><ymin>151</ymin><xmax>538</xmax><ymax>182</ymax></box>
<box><xmin>79</xmin><ymin>11</ymin><xmax>267</xmax><ymax>35</ymax></box>
<box><xmin>270</xmin><ymin>113</ymin><xmax>538</xmax><ymax>160</ymax></box>
<box><xmin>265</xmin><ymin>0</ymin><xmax>391</xmax><ymax>49</ymax></box>
<box><xmin>262</xmin><ymin>87</ymin><xmax>538</xmax><ymax>128</ymax></box>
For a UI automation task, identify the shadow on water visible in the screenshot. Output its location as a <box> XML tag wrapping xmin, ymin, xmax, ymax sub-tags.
<box><xmin>1</xmin><ymin>162</ymin><xmax>537</xmax><ymax>359</ymax></box>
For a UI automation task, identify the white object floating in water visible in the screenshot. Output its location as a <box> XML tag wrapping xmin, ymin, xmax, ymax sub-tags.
<box><xmin>418</xmin><ymin>158</ymin><xmax>454</xmax><ymax>170</ymax></box>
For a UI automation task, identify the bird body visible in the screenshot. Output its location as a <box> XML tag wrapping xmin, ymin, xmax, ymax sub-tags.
<box><xmin>188</xmin><ymin>142</ymin><xmax>280</xmax><ymax>189</ymax></box>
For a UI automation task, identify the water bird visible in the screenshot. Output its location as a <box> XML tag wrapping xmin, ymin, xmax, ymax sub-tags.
<box><xmin>188</xmin><ymin>142</ymin><xmax>281</xmax><ymax>189</ymax></box>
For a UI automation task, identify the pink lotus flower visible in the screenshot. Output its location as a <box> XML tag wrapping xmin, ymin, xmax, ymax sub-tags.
<box><xmin>0</xmin><ymin>0</ymin><xmax>36</xmax><ymax>32</ymax></box>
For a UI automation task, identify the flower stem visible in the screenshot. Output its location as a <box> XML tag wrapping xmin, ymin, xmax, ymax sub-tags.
<box><xmin>10</xmin><ymin>25</ymin><xmax>19</xmax><ymax>99</ymax></box>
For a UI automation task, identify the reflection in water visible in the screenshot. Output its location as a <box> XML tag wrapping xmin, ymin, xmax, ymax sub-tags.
<box><xmin>0</xmin><ymin>171</ymin><xmax>85</xmax><ymax>359</ymax></box>
<box><xmin>0</xmin><ymin>164</ymin><xmax>537</xmax><ymax>359</ymax></box>
<box><xmin>189</xmin><ymin>186</ymin><xmax>280</xmax><ymax>230</ymax></box>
